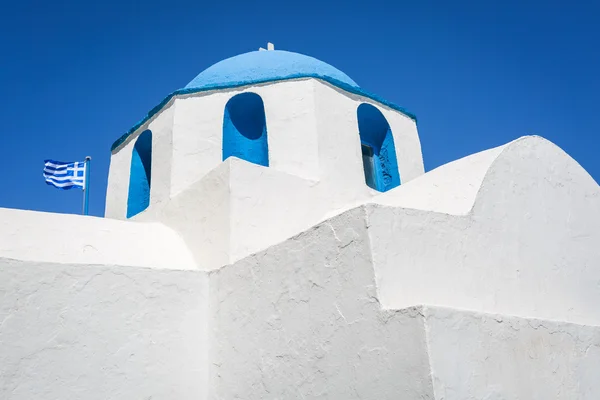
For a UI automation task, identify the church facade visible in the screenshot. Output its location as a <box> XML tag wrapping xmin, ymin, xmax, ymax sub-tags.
<box><xmin>1</xmin><ymin>46</ymin><xmax>599</xmax><ymax>399</ymax></box>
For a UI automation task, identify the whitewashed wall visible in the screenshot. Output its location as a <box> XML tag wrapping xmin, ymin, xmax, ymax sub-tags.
<box><xmin>208</xmin><ymin>207</ymin><xmax>435</xmax><ymax>399</ymax></box>
<box><xmin>368</xmin><ymin>136</ymin><xmax>600</xmax><ymax>325</ymax></box>
<box><xmin>149</xmin><ymin>102</ymin><xmax>175</xmax><ymax>207</ymax></box>
<box><xmin>373</xmin><ymin>143</ymin><xmax>506</xmax><ymax>214</ymax></box>
<box><xmin>313</xmin><ymin>81</ymin><xmax>424</xmax><ymax>192</ymax></box>
<box><xmin>3</xmin><ymin>135</ymin><xmax>599</xmax><ymax>398</ymax></box>
<box><xmin>0</xmin><ymin>207</ymin><xmax>196</xmax><ymax>270</ymax></box>
<box><xmin>423</xmin><ymin>306</ymin><xmax>600</xmax><ymax>400</ymax></box>
<box><xmin>0</xmin><ymin>259</ymin><xmax>208</xmax><ymax>400</ymax></box>
<box><xmin>142</xmin><ymin>161</ymin><xmax>233</xmax><ymax>269</ymax></box>
<box><xmin>170</xmin><ymin>79</ymin><xmax>321</xmax><ymax>197</ymax></box>
<box><xmin>207</xmin><ymin>205</ymin><xmax>600</xmax><ymax>399</ymax></box>
<box><xmin>104</xmin><ymin>139</ymin><xmax>132</xmax><ymax>219</ymax></box>
<box><xmin>105</xmin><ymin>102</ymin><xmax>176</xmax><ymax>219</ymax></box>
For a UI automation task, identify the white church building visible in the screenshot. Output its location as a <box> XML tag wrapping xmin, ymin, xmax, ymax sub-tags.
<box><xmin>1</xmin><ymin>45</ymin><xmax>600</xmax><ymax>399</ymax></box>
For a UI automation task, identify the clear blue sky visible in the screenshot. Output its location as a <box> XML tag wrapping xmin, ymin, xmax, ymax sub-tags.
<box><xmin>1</xmin><ymin>0</ymin><xmax>598</xmax><ymax>217</ymax></box>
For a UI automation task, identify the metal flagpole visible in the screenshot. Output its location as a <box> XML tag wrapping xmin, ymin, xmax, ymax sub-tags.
<box><xmin>82</xmin><ymin>156</ymin><xmax>91</xmax><ymax>215</ymax></box>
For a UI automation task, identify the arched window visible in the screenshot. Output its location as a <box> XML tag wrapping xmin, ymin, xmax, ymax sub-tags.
<box><xmin>357</xmin><ymin>104</ymin><xmax>400</xmax><ymax>192</ymax></box>
<box><xmin>127</xmin><ymin>129</ymin><xmax>152</xmax><ymax>218</ymax></box>
<box><xmin>222</xmin><ymin>92</ymin><xmax>268</xmax><ymax>166</ymax></box>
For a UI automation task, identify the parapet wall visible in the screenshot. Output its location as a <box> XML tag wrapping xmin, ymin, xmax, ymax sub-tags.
<box><xmin>0</xmin><ymin>259</ymin><xmax>208</xmax><ymax>400</ymax></box>
<box><xmin>369</xmin><ymin>136</ymin><xmax>600</xmax><ymax>325</ymax></box>
<box><xmin>0</xmin><ymin>207</ymin><xmax>196</xmax><ymax>270</ymax></box>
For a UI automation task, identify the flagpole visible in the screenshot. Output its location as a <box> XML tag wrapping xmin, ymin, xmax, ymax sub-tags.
<box><xmin>82</xmin><ymin>156</ymin><xmax>91</xmax><ymax>216</ymax></box>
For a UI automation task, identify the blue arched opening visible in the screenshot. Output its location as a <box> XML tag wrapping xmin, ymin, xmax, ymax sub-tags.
<box><xmin>357</xmin><ymin>104</ymin><xmax>400</xmax><ymax>192</ymax></box>
<box><xmin>127</xmin><ymin>130</ymin><xmax>152</xmax><ymax>218</ymax></box>
<box><xmin>222</xmin><ymin>92</ymin><xmax>268</xmax><ymax>166</ymax></box>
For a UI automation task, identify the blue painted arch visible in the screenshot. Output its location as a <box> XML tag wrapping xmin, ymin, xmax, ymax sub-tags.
<box><xmin>223</xmin><ymin>92</ymin><xmax>268</xmax><ymax>166</ymax></box>
<box><xmin>357</xmin><ymin>104</ymin><xmax>400</xmax><ymax>192</ymax></box>
<box><xmin>127</xmin><ymin>130</ymin><xmax>152</xmax><ymax>218</ymax></box>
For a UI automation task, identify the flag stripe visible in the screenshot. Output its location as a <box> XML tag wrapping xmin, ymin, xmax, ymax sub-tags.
<box><xmin>43</xmin><ymin>170</ymin><xmax>84</xmax><ymax>178</ymax></box>
<box><xmin>44</xmin><ymin>182</ymin><xmax>83</xmax><ymax>190</ymax></box>
<box><xmin>44</xmin><ymin>175</ymin><xmax>83</xmax><ymax>183</ymax></box>
<box><xmin>45</xmin><ymin>179</ymin><xmax>84</xmax><ymax>187</ymax></box>
<box><xmin>43</xmin><ymin>169</ymin><xmax>74</xmax><ymax>177</ymax></box>
<box><xmin>44</xmin><ymin>164</ymin><xmax>85</xmax><ymax>172</ymax></box>
<box><xmin>44</xmin><ymin>160</ymin><xmax>84</xmax><ymax>169</ymax></box>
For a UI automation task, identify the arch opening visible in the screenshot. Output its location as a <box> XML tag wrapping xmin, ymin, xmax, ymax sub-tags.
<box><xmin>127</xmin><ymin>129</ymin><xmax>152</xmax><ymax>218</ymax></box>
<box><xmin>223</xmin><ymin>92</ymin><xmax>269</xmax><ymax>166</ymax></box>
<box><xmin>357</xmin><ymin>104</ymin><xmax>400</xmax><ymax>192</ymax></box>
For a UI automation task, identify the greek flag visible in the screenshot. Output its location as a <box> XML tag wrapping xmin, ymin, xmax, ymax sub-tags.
<box><xmin>43</xmin><ymin>159</ymin><xmax>86</xmax><ymax>190</ymax></box>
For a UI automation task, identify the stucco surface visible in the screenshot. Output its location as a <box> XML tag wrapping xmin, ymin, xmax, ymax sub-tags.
<box><xmin>140</xmin><ymin>157</ymin><xmax>324</xmax><ymax>269</ymax></box>
<box><xmin>105</xmin><ymin>102</ymin><xmax>176</xmax><ymax>219</ymax></box>
<box><xmin>139</xmin><ymin>160</ymin><xmax>232</xmax><ymax>269</ymax></box>
<box><xmin>368</xmin><ymin>136</ymin><xmax>600</xmax><ymax>325</ymax></box>
<box><xmin>0</xmin><ymin>207</ymin><xmax>196</xmax><ymax>270</ymax></box>
<box><xmin>207</xmin><ymin>204</ymin><xmax>600</xmax><ymax>399</ymax></box>
<box><xmin>314</xmin><ymin>81</ymin><xmax>424</xmax><ymax>187</ymax></box>
<box><xmin>169</xmin><ymin>80</ymin><xmax>321</xmax><ymax>196</ymax></box>
<box><xmin>0</xmin><ymin>259</ymin><xmax>208</xmax><ymax>400</ymax></box>
<box><xmin>373</xmin><ymin>142</ymin><xmax>505</xmax><ymax>214</ymax></box>
<box><xmin>104</xmin><ymin>136</ymin><xmax>132</xmax><ymax>219</ymax></box>
<box><xmin>209</xmin><ymin>207</ymin><xmax>435</xmax><ymax>399</ymax></box>
<box><xmin>3</xmin><ymin>250</ymin><xmax>596</xmax><ymax>399</ymax></box>
<box><xmin>423</xmin><ymin>306</ymin><xmax>600</xmax><ymax>400</ymax></box>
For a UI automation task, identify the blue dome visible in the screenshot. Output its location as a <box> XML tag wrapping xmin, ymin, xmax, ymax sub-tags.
<box><xmin>184</xmin><ymin>50</ymin><xmax>359</xmax><ymax>90</ymax></box>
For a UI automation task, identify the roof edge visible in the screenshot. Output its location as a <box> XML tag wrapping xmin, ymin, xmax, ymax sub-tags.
<box><xmin>111</xmin><ymin>74</ymin><xmax>417</xmax><ymax>152</ymax></box>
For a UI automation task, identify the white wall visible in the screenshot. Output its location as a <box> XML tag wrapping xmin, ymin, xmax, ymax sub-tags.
<box><xmin>228</xmin><ymin>158</ymin><xmax>320</xmax><ymax>263</ymax></box>
<box><xmin>105</xmin><ymin>101</ymin><xmax>176</xmax><ymax>219</ymax></box>
<box><xmin>262</xmin><ymin>80</ymin><xmax>320</xmax><ymax>180</ymax></box>
<box><xmin>0</xmin><ymin>259</ymin><xmax>208</xmax><ymax>400</ymax></box>
<box><xmin>368</xmin><ymin>136</ymin><xmax>600</xmax><ymax>325</ymax></box>
<box><xmin>0</xmin><ymin>207</ymin><xmax>196</xmax><ymax>270</ymax></box>
<box><xmin>208</xmin><ymin>207</ymin><xmax>434</xmax><ymax>399</ymax></box>
<box><xmin>208</xmin><ymin>204</ymin><xmax>600</xmax><ymax>399</ymax></box>
<box><xmin>170</xmin><ymin>79</ymin><xmax>320</xmax><ymax>198</ymax></box>
<box><xmin>374</xmin><ymin>143</ymin><xmax>505</xmax><ymax>215</ymax></box>
<box><xmin>104</xmin><ymin>139</ymin><xmax>132</xmax><ymax>219</ymax></box>
<box><xmin>3</xmin><ymin>195</ymin><xmax>598</xmax><ymax>398</ymax></box>
<box><xmin>138</xmin><ymin>157</ymin><xmax>322</xmax><ymax>270</ymax></box>
<box><xmin>139</xmin><ymin>161</ymin><xmax>232</xmax><ymax>269</ymax></box>
<box><xmin>424</xmin><ymin>306</ymin><xmax>600</xmax><ymax>400</ymax></box>
<box><xmin>6</xmin><ymin>126</ymin><xmax>600</xmax><ymax>398</ymax></box>
<box><xmin>150</xmin><ymin>102</ymin><xmax>175</xmax><ymax>207</ymax></box>
<box><xmin>314</xmin><ymin>81</ymin><xmax>424</xmax><ymax>189</ymax></box>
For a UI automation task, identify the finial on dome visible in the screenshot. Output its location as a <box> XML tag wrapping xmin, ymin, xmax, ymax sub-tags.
<box><xmin>259</xmin><ymin>42</ymin><xmax>275</xmax><ymax>51</ymax></box>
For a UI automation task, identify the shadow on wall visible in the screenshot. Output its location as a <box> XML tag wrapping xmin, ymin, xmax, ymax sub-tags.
<box><xmin>357</xmin><ymin>103</ymin><xmax>400</xmax><ymax>192</ymax></box>
<box><xmin>127</xmin><ymin>130</ymin><xmax>152</xmax><ymax>218</ymax></box>
<box><xmin>223</xmin><ymin>92</ymin><xmax>269</xmax><ymax>166</ymax></box>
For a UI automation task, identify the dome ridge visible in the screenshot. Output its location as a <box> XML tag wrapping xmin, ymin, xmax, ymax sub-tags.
<box><xmin>184</xmin><ymin>50</ymin><xmax>359</xmax><ymax>90</ymax></box>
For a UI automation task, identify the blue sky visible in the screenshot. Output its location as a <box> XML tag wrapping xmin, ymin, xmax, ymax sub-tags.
<box><xmin>0</xmin><ymin>0</ymin><xmax>598</xmax><ymax>217</ymax></box>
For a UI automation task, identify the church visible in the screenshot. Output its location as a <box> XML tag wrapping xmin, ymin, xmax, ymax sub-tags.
<box><xmin>1</xmin><ymin>45</ymin><xmax>599</xmax><ymax>399</ymax></box>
